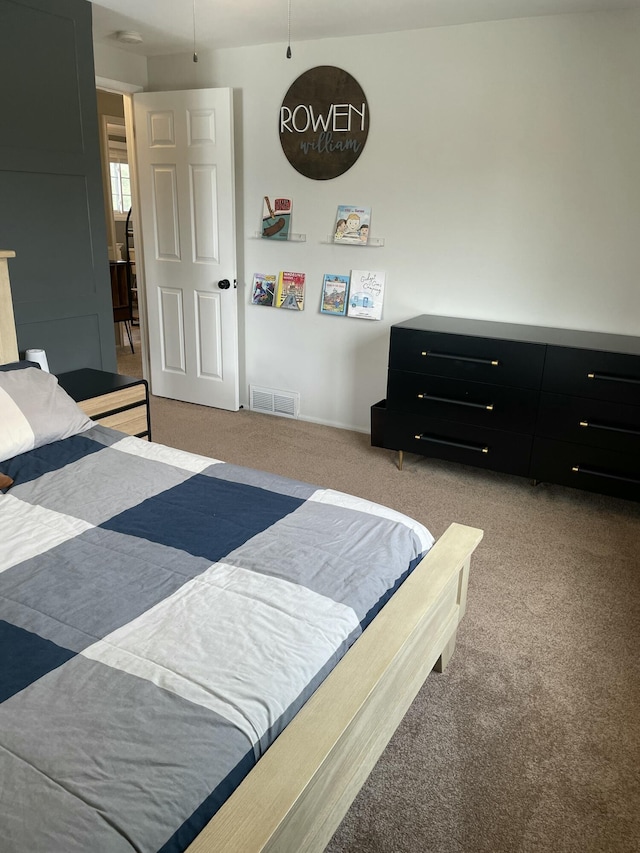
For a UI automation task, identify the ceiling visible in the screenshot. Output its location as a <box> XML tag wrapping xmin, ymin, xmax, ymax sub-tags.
<box><xmin>91</xmin><ymin>0</ymin><xmax>640</xmax><ymax>57</ymax></box>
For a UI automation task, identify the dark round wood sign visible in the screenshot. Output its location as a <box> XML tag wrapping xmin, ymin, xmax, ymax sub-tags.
<box><xmin>279</xmin><ymin>66</ymin><xmax>370</xmax><ymax>181</ymax></box>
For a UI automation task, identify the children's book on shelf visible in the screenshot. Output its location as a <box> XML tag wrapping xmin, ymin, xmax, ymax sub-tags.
<box><xmin>320</xmin><ymin>273</ymin><xmax>349</xmax><ymax>316</ymax></box>
<box><xmin>347</xmin><ymin>270</ymin><xmax>385</xmax><ymax>320</ymax></box>
<box><xmin>262</xmin><ymin>196</ymin><xmax>292</xmax><ymax>240</ymax></box>
<box><xmin>333</xmin><ymin>205</ymin><xmax>371</xmax><ymax>245</ymax></box>
<box><xmin>251</xmin><ymin>273</ymin><xmax>276</xmax><ymax>306</ymax></box>
<box><xmin>275</xmin><ymin>271</ymin><xmax>306</xmax><ymax>310</ymax></box>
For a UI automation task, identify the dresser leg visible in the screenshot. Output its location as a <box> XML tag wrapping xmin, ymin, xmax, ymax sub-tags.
<box><xmin>398</xmin><ymin>450</ymin><xmax>404</xmax><ymax>471</ymax></box>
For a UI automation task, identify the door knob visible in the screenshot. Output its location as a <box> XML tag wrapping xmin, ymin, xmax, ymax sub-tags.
<box><xmin>218</xmin><ymin>279</ymin><xmax>231</xmax><ymax>290</ymax></box>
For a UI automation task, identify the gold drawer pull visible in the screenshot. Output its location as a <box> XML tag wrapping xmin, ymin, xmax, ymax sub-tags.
<box><xmin>414</xmin><ymin>434</ymin><xmax>489</xmax><ymax>454</ymax></box>
<box><xmin>587</xmin><ymin>371</ymin><xmax>640</xmax><ymax>386</ymax></box>
<box><xmin>571</xmin><ymin>464</ymin><xmax>640</xmax><ymax>485</ymax></box>
<box><xmin>420</xmin><ymin>350</ymin><xmax>500</xmax><ymax>367</ymax></box>
<box><xmin>417</xmin><ymin>392</ymin><xmax>494</xmax><ymax>411</ymax></box>
<box><xmin>578</xmin><ymin>420</ymin><xmax>640</xmax><ymax>436</ymax></box>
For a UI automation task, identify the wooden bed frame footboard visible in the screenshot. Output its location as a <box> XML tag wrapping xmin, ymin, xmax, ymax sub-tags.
<box><xmin>187</xmin><ymin>522</ymin><xmax>483</xmax><ymax>853</ymax></box>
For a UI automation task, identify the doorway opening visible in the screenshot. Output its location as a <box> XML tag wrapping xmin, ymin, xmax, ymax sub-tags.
<box><xmin>96</xmin><ymin>86</ymin><xmax>145</xmax><ymax>380</ymax></box>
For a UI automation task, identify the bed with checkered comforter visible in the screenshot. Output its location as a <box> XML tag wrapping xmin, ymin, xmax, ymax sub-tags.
<box><xmin>0</xmin><ymin>424</ymin><xmax>433</xmax><ymax>853</ymax></box>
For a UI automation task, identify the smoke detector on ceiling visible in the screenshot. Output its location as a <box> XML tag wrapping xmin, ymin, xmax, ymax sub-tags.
<box><xmin>116</xmin><ymin>30</ymin><xmax>143</xmax><ymax>45</ymax></box>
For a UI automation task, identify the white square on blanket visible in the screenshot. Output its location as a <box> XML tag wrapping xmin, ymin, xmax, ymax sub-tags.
<box><xmin>0</xmin><ymin>496</ymin><xmax>94</xmax><ymax>574</ymax></box>
<box><xmin>81</xmin><ymin>562</ymin><xmax>359</xmax><ymax>754</ymax></box>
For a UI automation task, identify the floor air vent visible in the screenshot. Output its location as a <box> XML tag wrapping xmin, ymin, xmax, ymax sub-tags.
<box><xmin>249</xmin><ymin>385</ymin><xmax>299</xmax><ymax>419</ymax></box>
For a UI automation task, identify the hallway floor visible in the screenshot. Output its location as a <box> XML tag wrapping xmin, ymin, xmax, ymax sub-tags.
<box><xmin>116</xmin><ymin>322</ymin><xmax>142</xmax><ymax>378</ymax></box>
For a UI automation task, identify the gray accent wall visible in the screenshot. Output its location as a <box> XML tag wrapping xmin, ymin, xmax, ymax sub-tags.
<box><xmin>0</xmin><ymin>0</ymin><xmax>116</xmax><ymax>373</ymax></box>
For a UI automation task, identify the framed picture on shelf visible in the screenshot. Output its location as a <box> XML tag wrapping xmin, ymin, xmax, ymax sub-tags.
<box><xmin>251</xmin><ymin>273</ymin><xmax>276</xmax><ymax>306</ymax></box>
<box><xmin>333</xmin><ymin>205</ymin><xmax>371</xmax><ymax>245</ymax></box>
<box><xmin>275</xmin><ymin>271</ymin><xmax>306</xmax><ymax>310</ymax></box>
<box><xmin>262</xmin><ymin>197</ymin><xmax>292</xmax><ymax>239</ymax></box>
<box><xmin>320</xmin><ymin>274</ymin><xmax>349</xmax><ymax>316</ymax></box>
<box><xmin>347</xmin><ymin>270</ymin><xmax>385</xmax><ymax>320</ymax></box>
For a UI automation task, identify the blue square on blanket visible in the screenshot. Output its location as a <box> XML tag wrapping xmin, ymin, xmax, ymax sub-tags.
<box><xmin>0</xmin><ymin>620</ymin><xmax>75</xmax><ymax>702</ymax></box>
<box><xmin>101</xmin><ymin>474</ymin><xmax>304</xmax><ymax>561</ymax></box>
<box><xmin>0</xmin><ymin>434</ymin><xmax>102</xmax><ymax>488</ymax></box>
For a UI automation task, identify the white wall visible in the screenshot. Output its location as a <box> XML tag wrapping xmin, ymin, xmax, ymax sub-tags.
<box><xmin>143</xmin><ymin>10</ymin><xmax>640</xmax><ymax>432</ymax></box>
<box><xmin>94</xmin><ymin>42</ymin><xmax>148</xmax><ymax>89</ymax></box>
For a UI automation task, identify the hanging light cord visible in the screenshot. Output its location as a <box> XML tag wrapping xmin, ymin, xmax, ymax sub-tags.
<box><xmin>286</xmin><ymin>0</ymin><xmax>292</xmax><ymax>58</ymax></box>
<box><xmin>193</xmin><ymin>0</ymin><xmax>198</xmax><ymax>62</ymax></box>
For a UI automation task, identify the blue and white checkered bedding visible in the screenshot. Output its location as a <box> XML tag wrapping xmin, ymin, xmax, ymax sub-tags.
<box><xmin>0</xmin><ymin>425</ymin><xmax>433</xmax><ymax>853</ymax></box>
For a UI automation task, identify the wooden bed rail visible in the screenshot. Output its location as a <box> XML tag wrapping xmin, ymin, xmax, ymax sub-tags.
<box><xmin>187</xmin><ymin>521</ymin><xmax>483</xmax><ymax>853</ymax></box>
<box><xmin>0</xmin><ymin>251</ymin><xmax>19</xmax><ymax>365</ymax></box>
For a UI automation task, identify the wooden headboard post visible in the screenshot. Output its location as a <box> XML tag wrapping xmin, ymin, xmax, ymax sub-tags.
<box><xmin>0</xmin><ymin>250</ymin><xmax>19</xmax><ymax>364</ymax></box>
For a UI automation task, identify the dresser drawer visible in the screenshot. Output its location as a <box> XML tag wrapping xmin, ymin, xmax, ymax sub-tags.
<box><xmin>76</xmin><ymin>384</ymin><xmax>147</xmax><ymax>418</ymax></box>
<box><xmin>385</xmin><ymin>412</ymin><xmax>533</xmax><ymax>477</ymax></box>
<box><xmin>94</xmin><ymin>407</ymin><xmax>148</xmax><ymax>437</ymax></box>
<box><xmin>389</xmin><ymin>328</ymin><xmax>545</xmax><ymax>389</ymax></box>
<box><xmin>387</xmin><ymin>370</ymin><xmax>539</xmax><ymax>432</ymax></box>
<box><xmin>531</xmin><ymin>437</ymin><xmax>640</xmax><ymax>501</ymax></box>
<box><xmin>543</xmin><ymin>346</ymin><xmax>640</xmax><ymax>405</ymax></box>
<box><xmin>537</xmin><ymin>393</ymin><xmax>640</xmax><ymax>455</ymax></box>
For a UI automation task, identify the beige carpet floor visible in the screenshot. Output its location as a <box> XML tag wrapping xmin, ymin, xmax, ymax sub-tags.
<box><xmin>145</xmin><ymin>393</ymin><xmax>640</xmax><ymax>853</ymax></box>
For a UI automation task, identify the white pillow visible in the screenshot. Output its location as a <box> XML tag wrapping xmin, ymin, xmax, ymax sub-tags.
<box><xmin>0</xmin><ymin>367</ymin><xmax>93</xmax><ymax>462</ymax></box>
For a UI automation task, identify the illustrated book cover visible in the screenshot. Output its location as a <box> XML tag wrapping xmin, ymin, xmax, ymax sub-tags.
<box><xmin>275</xmin><ymin>271</ymin><xmax>306</xmax><ymax>310</ymax></box>
<box><xmin>262</xmin><ymin>196</ymin><xmax>292</xmax><ymax>240</ymax></box>
<box><xmin>250</xmin><ymin>273</ymin><xmax>277</xmax><ymax>306</ymax></box>
<box><xmin>320</xmin><ymin>274</ymin><xmax>350</xmax><ymax>316</ymax></box>
<box><xmin>333</xmin><ymin>205</ymin><xmax>371</xmax><ymax>245</ymax></box>
<box><xmin>347</xmin><ymin>270</ymin><xmax>385</xmax><ymax>320</ymax></box>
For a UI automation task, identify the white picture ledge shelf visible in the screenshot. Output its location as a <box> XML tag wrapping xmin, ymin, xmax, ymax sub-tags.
<box><xmin>323</xmin><ymin>236</ymin><xmax>385</xmax><ymax>247</ymax></box>
<box><xmin>252</xmin><ymin>232</ymin><xmax>307</xmax><ymax>242</ymax></box>
<box><xmin>249</xmin><ymin>234</ymin><xmax>385</xmax><ymax>246</ymax></box>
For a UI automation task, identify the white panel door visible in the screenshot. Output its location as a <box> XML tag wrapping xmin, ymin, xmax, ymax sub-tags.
<box><xmin>133</xmin><ymin>89</ymin><xmax>238</xmax><ymax>410</ymax></box>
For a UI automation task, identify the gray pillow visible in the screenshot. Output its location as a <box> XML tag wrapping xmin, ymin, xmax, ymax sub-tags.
<box><xmin>0</xmin><ymin>367</ymin><xmax>93</xmax><ymax>462</ymax></box>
